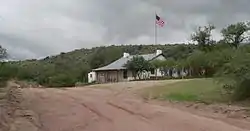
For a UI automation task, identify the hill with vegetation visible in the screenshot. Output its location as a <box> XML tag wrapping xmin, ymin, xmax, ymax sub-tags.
<box><xmin>1</xmin><ymin>21</ymin><xmax>250</xmax><ymax>102</ymax></box>
<box><xmin>0</xmin><ymin>44</ymin><xmax>196</xmax><ymax>87</ymax></box>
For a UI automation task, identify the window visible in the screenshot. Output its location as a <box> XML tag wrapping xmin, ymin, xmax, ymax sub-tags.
<box><xmin>123</xmin><ymin>70</ymin><xmax>128</xmax><ymax>79</ymax></box>
<box><xmin>90</xmin><ymin>74</ymin><xmax>92</xmax><ymax>78</ymax></box>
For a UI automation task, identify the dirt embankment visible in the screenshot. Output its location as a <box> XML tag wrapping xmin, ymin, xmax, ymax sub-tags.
<box><xmin>0</xmin><ymin>82</ymin><xmax>41</xmax><ymax>131</ymax></box>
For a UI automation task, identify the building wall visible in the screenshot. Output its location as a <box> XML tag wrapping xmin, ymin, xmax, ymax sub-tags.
<box><xmin>95</xmin><ymin>70</ymin><xmax>134</xmax><ymax>83</ymax></box>
<box><xmin>88</xmin><ymin>71</ymin><xmax>96</xmax><ymax>83</ymax></box>
<box><xmin>92</xmin><ymin>54</ymin><xmax>167</xmax><ymax>83</ymax></box>
<box><xmin>96</xmin><ymin>71</ymin><xmax>118</xmax><ymax>83</ymax></box>
<box><xmin>149</xmin><ymin>68</ymin><xmax>164</xmax><ymax>77</ymax></box>
<box><xmin>94</xmin><ymin>68</ymin><xmax>168</xmax><ymax>83</ymax></box>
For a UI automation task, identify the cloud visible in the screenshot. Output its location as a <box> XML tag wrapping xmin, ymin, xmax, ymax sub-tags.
<box><xmin>0</xmin><ymin>0</ymin><xmax>250</xmax><ymax>59</ymax></box>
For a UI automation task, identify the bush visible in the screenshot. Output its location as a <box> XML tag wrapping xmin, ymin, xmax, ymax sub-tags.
<box><xmin>216</xmin><ymin>47</ymin><xmax>250</xmax><ymax>101</ymax></box>
<box><xmin>46</xmin><ymin>74</ymin><xmax>77</xmax><ymax>87</ymax></box>
<box><xmin>0</xmin><ymin>62</ymin><xmax>18</xmax><ymax>78</ymax></box>
<box><xmin>0</xmin><ymin>62</ymin><xmax>18</xmax><ymax>87</ymax></box>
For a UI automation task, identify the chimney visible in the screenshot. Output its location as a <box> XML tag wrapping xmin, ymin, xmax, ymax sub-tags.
<box><xmin>156</xmin><ymin>50</ymin><xmax>162</xmax><ymax>56</ymax></box>
<box><xmin>123</xmin><ymin>52</ymin><xmax>130</xmax><ymax>58</ymax></box>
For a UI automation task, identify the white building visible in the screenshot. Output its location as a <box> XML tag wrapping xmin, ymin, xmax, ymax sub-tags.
<box><xmin>88</xmin><ymin>71</ymin><xmax>96</xmax><ymax>83</ymax></box>
<box><xmin>88</xmin><ymin>50</ymin><xmax>166</xmax><ymax>83</ymax></box>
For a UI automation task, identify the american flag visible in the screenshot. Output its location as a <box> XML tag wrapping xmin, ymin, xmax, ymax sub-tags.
<box><xmin>156</xmin><ymin>14</ymin><xmax>165</xmax><ymax>27</ymax></box>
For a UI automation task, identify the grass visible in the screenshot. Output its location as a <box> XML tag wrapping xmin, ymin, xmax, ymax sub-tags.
<box><xmin>141</xmin><ymin>78</ymin><xmax>230</xmax><ymax>104</ymax></box>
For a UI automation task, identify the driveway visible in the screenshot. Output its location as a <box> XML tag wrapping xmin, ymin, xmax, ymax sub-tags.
<box><xmin>13</xmin><ymin>80</ymin><xmax>250</xmax><ymax>131</ymax></box>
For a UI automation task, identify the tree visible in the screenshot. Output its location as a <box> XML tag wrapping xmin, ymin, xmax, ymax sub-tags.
<box><xmin>216</xmin><ymin>48</ymin><xmax>250</xmax><ymax>100</ymax></box>
<box><xmin>90</xmin><ymin>53</ymin><xmax>105</xmax><ymax>69</ymax></box>
<box><xmin>161</xmin><ymin>58</ymin><xmax>176</xmax><ymax>77</ymax></box>
<box><xmin>0</xmin><ymin>45</ymin><xmax>8</xmax><ymax>87</ymax></box>
<box><xmin>0</xmin><ymin>45</ymin><xmax>7</xmax><ymax>60</ymax></box>
<box><xmin>151</xmin><ymin>60</ymin><xmax>166</xmax><ymax>78</ymax></box>
<box><xmin>221</xmin><ymin>22</ymin><xmax>250</xmax><ymax>48</ymax></box>
<box><xmin>207</xmin><ymin>48</ymin><xmax>233</xmax><ymax>74</ymax></box>
<box><xmin>124</xmin><ymin>56</ymin><xmax>152</xmax><ymax>79</ymax></box>
<box><xmin>191</xmin><ymin>24</ymin><xmax>216</xmax><ymax>52</ymax></box>
<box><xmin>186</xmin><ymin>51</ymin><xmax>209</xmax><ymax>77</ymax></box>
<box><xmin>89</xmin><ymin>47</ymin><xmax>122</xmax><ymax>69</ymax></box>
<box><xmin>0</xmin><ymin>62</ymin><xmax>19</xmax><ymax>87</ymax></box>
<box><xmin>164</xmin><ymin>44</ymin><xmax>196</xmax><ymax>60</ymax></box>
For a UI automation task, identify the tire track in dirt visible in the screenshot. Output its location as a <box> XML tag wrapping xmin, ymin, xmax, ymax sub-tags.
<box><xmin>21</xmin><ymin>88</ymin><xmax>103</xmax><ymax>131</ymax></box>
<box><xmin>106</xmin><ymin>101</ymin><xmax>151</xmax><ymax>121</ymax></box>
<box><xmin>55</xmin><ymin>87</ymin><xmax>250</xmax><ymax>131</ymax></box>
<box><xmin>80</xmin><ymin>102</ymin><xmax>113</xmax><ymax>122</ymax></box>
<box><xmin>44</xmin><ymin>90</ymin><xmax>114</xmax><ymax>131</ymax></box>
<box><xmin>68</xmin><ymin>95</ymin><xmax>113</xmax><ymax>122</ymax></box>
<box><xmin>60</xmin><ymin>90</ymin><xmax>164</xmax><ymax>131</ymax></box>
<box><xmin>66</xmin><ymin>92</ymin><xmax>149</xmax><ymax>123</ymax></box>
<box><xmin>17</xmin><ymin>81</ymin><xmax>250</xmax><ymax>131</ymax></box>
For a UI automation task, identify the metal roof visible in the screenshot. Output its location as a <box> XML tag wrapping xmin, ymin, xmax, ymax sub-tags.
<box><xmin>93</xmin><ymin>53</ymin><xmax>159</xmax><ymax>71</ymax></box>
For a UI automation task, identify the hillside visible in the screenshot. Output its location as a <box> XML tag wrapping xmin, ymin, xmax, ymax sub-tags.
<box><xmin>1</xmin><ymin>44</ymin><xmax>196</xmax><ymax>87</ymax></box>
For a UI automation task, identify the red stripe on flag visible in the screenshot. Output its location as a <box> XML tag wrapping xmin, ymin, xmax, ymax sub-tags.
<box><xmin>156</xmin><ymin>19</ymin><xmax>165</xmax><ymax>27</ymax></box>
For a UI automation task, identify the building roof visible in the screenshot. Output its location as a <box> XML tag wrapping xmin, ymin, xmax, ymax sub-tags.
<box><xmin>93</xmin><ymin>53</ymin><xmax>161</xmax><ymax>71</ymax></box>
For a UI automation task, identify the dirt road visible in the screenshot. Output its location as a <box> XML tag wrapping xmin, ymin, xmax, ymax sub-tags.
<box><xmin>8</xmin><ymin>81</ymin><xmax>250</xmax><ymax>131</ymax></box>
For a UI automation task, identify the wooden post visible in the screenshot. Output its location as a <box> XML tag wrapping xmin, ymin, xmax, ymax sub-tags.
<box><xmin>117</xmin><ymin>70</ymin><xmax>119</xmax><ymax>82</ymax></box>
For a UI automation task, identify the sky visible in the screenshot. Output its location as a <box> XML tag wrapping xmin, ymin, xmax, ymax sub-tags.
<box><xmin>0</xmin><ymin>0</ymin><xmax>250</xmax><ymax>60</ymax></box>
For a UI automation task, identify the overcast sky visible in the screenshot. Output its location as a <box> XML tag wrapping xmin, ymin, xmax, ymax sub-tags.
<box><xmin>0</xmin><ymin>0</ymin><xmax>250</xmax><ymax>60</ymax></box>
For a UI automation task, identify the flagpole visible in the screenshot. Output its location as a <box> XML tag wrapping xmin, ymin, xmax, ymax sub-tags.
<box><xmin>155</xmin><ymin>12</ymin><xmax>157</xmax><ymax>45</ymax></box>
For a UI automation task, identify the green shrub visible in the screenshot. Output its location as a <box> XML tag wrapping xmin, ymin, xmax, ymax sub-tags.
<box><xmin>216</xmin><ymin>47</ymin><xmax>250</xmax><ymax>101</ymax></box>
<box><xmin>46</xmin><ymin>74</ymin><xmax>77</xmax><ymax>87</ymax></box>
<box><xmin>0</xmin><ymin>62</ymin><xmax>18</xmax><ymax>87</ymax></box>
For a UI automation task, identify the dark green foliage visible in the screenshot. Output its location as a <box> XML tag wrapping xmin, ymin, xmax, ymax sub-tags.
<box><xmin>0</xmin><ymin>62</ymin><xmax>18</xmax><ymax>87</ymax></box>
<box><xmin>124</xmin><ymin>56</ymin><xmax>152</xmax><ymax>79</ymax></box>
<box><xmin>46</xmin><ymin>74</ymin><xmax>77</xmax><ymax>87</ymax></box>
<box><xmin>151</xmin><ymin>60</ymin><xmax>165</xmax><ymax>69</ymax></box>
<box><xmin>221</xmin><ymin>22</ymin><xmax>250</xmax><ymax>48</ymax></box>
<box><xmin>90</xmin><ymin>53</ymin><xmax>105</xmax><ymax>69</ymax></box>
<box><xmin>215</xmin><ymin>47</ymin><xmax>250</xmax><ymax>100</ymax></box>
<box><xmin>0</xmin><ymin>62</ymin><xmax>18</xmax><ymax>78</ymax></box>
<box><xmin>0</xmin><ymin>44</ymin><xmax>197</xmax><ymax>87</ymax></box>
<box><xmin>163</xmin><ymin>44</ymin><xmax>196</xmax><ymax>60</ymax></box>
<box><xmin>89</xmin><ymin>46</ymin><xmax>123</xmax><ymax>69</ymax></box>
<box><xmin>0</xmin><ymin>45</ymin><xmax>7</xmax><ymax>59</ymax></box>
<box><xmin>0</xmin><ymin>45</ymin><xmax>9</xmax><ymax>86</ymax></box>
<box><xmin>191</xmin><ymin>24</ymin><xmax>215</xmax><ymax>52</ymax></box>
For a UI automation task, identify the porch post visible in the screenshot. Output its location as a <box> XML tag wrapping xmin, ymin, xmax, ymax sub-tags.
<box><xmin>117</xmin><ymin>70</ymin><xmax>119</xmax><ymax>82</ymax></box>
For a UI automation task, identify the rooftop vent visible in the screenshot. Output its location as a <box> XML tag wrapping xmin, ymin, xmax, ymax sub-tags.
<box><xmin>156</xmin><ymin>50</ymin><xmax>162</xmax><ymax>56</ymax></box>
<box><xmin>123</xmin><ymin>52</ymin><xmax>130</xmax><ymax>58</ymax></box>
